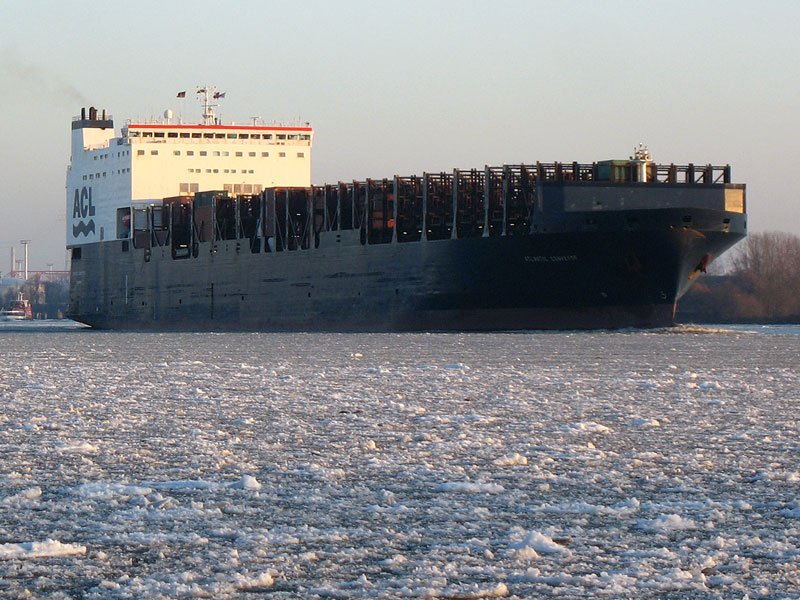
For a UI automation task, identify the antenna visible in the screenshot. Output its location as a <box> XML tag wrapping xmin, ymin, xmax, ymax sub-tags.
<box><xmin>632</xmin><ymin>142</ymin><xmax>652</xmax><ymax>162</ymax></box>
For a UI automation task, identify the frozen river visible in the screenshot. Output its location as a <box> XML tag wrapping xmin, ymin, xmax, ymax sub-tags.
<box><xmin>0</xmin><ymin>326</ymin><xmax>798</xmax><ymax>598</ymax></box>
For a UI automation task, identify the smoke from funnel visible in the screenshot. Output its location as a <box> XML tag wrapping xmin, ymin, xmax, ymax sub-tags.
<box><xmin>1</xmin><ymin>52</ymin><xmax>89</xmax><ymax>105</ymax></box>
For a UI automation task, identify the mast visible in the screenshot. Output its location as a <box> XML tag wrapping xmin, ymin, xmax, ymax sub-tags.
<box><xmin>196</xmin><ymin>86</ymin><xmax>225</xmax><ymax>125</ymax></box>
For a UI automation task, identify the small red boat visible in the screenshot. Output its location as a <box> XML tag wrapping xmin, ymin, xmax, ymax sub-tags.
<box><xmin>0</xmin><ymin>292</ymin><xmax>33</xmax><ymax>321</ymax></box>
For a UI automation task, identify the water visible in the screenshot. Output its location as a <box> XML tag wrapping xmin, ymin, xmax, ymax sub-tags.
<box><xmin>0</xmin><ymin>326</ymin><xmax>798</xmax><ymax>598</ymax></box>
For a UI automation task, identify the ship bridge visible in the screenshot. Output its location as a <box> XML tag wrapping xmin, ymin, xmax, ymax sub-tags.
<box><xmin>66</xmin><ymin>92</ymin><xmax>313</xmax><ymax>248</ymax></box>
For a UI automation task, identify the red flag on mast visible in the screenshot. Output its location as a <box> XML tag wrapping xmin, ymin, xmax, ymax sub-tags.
<box><xmin>176</xmin><ymin>91</ymin><xmax>186</xmax><ymax>98</ymax></box>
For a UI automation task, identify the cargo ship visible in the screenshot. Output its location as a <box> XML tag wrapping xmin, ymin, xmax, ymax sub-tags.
<box><xmin>66</xmin><ymin>89</ymin><xmax>746</xmax><ymax>330</ymax></box>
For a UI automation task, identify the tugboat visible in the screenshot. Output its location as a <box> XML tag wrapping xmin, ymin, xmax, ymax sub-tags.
<box><xmin>0</xmin><ymin>292</ymin><xmax>33</xmax><ymax>321</ymax></box>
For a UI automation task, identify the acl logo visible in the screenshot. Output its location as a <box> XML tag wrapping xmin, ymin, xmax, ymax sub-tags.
<box><xmin>72</xmin><ymin>186</ymin><xmax>96</xmax><ymax>237</ymax></box>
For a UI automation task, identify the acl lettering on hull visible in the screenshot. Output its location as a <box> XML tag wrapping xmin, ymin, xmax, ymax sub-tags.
<box><xmin>69</xmin><ymin>186</ymin><xmax>98</xmax><ymax>245</ymax></box>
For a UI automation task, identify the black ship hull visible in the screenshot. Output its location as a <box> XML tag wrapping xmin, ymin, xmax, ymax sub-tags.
<box><xmin>68</xmin><ymin>206</ymin><xmax>745</xmax><ymax>331</ymax></box>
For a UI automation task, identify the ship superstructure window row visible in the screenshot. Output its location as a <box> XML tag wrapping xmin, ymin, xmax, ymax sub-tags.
<box><xmin>127</xmin><ymin>130</ymin><xmax>310</xmax><ymax>143</ymax></box>
<box><xmin>128</xmin><ymin>148</ymin><xmax>293</xmax><ymax>160</ymax></box>
<box><xmin>131</xmin><ymin>147</ymin><xmax>306</xmax><ymax>164</ymax></box>
<box><xmin>91</xmin><ymin>152</ymin><xmax>132</xmax><ymax>160</ymax></box>
<box><xmin>83</xmin><ymin>167</ymin><xmax>130</xmax><ymax>180</ymax></box>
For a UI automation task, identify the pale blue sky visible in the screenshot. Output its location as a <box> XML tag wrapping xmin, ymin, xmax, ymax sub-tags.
<box><xmin>1</xmin><ymin>0</ymin><xmax>798</xmax><ymax>270</ymax></box>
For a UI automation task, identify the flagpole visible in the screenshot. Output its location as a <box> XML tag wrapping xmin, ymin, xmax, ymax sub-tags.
<box><xmin>176</xmin><ymin>90</ymin><xmax>187</xmax><ymax>124</ymax></box>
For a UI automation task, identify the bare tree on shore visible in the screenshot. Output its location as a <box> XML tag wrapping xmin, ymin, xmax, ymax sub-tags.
<box><xmin>728</xmin><ymin>231</ymin><xmax>800</xmax><ymax>319</ymax></box>
<box><xmin>680</xmin><ymin>231</ymin><xmax>800</xmax><ymax>322</ymax></box>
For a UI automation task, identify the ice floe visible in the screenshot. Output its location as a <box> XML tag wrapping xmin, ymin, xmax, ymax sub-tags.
<box><xmin>0</xmin><ymin>539</ymin><xmax>86</xmax><ymax>560</ymax></box>
<box><xmin>0</xmin><ymin>328</ymin><xmax>798</xmax><ymax>597</ymax></box>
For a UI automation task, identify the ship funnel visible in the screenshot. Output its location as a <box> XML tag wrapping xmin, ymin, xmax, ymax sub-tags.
<box><xmin>81</xmin><ymin>107</ymin><xmax>86</xmax><ymax>120</ymax></box>
<box><xmin>89</xmin><ymin>106</ymin><xmax>97</xmax><ymax>120</ymax></box>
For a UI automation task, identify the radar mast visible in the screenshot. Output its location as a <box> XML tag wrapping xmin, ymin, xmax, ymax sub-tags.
<box><xmin>196</xmin><ymin>86</ymin><xmax>225</xmax><ymax>125</ymax></box>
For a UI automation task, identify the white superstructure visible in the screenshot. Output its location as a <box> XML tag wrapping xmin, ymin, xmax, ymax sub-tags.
<box><xmin>66</xmin><ymin>95</ymin><xmax>312</xmax><ymax>247</ymax></box>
